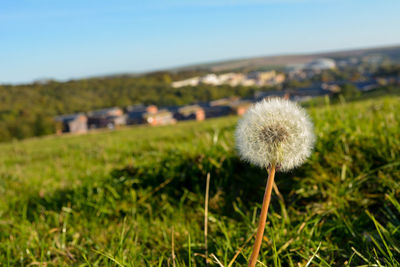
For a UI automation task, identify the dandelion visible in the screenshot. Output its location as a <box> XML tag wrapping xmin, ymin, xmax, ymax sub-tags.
<box><xmin>235</xmin><ymin>98</ymin><xmax>315</xmax><ymax>267</ymax></box>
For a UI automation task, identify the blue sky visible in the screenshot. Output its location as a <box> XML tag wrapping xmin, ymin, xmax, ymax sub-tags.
<box><xmin>1</xmin><ymin>0</ymin><xmax>400</xmax><ymax>84</ymax></box>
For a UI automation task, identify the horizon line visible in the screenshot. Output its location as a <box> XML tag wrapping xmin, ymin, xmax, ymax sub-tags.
<box><xmin>2</xmin><ymin>42</ymin><xmax>399</xmax><ymax>86</ymax></box>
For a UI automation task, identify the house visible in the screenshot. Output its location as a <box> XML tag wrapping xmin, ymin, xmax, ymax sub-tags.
<box><xmin>144</xmin><ymin>109</ymin><xmax>176</xmax><ymax>126</ymax></box>
<box><xmin>305</xmin><ymin>58</ymin><xmax>336</xmax><ymax>71</ymax></box>
<box><xmin>203</xmin><ymin>97</ymin><xmax>254</xmax><ymax>117</ymax></box>
<box><xmin>126</xmin><ymin>105</ymin><xmax>158</xmax><ymax>125</ymax></box>
<box><xmin>200</xmin><ymin>105</ymin><xmax>232</xmax><ymax>118</ymax></box>
<box><xmin>87</xmin><ymin>116</ymin><xmax>116</xmax><ymax>129</ymax></box>
<box><xmin>241</xmin><ymin>78</ymin><xmax>256</xmax><ymax>86</ymax></box>
<box><xmin>201</xmin><ymin>74</ymin><xmax>221</xmax><ymax>85</ymax></box>
<box><xmin>246</xmin><ymin>71</ymin><xmax>286</xmax><ymax>86</ymax></box>
<box><xmin>174</xmin><ymin>105</ymin><xmax>205</xmax><ymax>121</ymax></box>
<box><xmin>272</xmin><ymin>73</ymin><xmax>286</xmax><ymax>85</ymax></box>
<box><xmin>126</xmin><ymin>104</ymin><xmax>158</xmax><ymax>124</ymax></box>
<box><xmin>54</xmin><ymin>113</ymin><xmax>88</xmax><ymax>134</ymax></box>
<box><xmin>248</xmin><ymin>71</ymin><xmax>276</xmax><ymax>85</ymax></box>
<box><xmin>88</xmin><ymin>107</ymin><xmax>123</xmax><ymax>117</ymax></box>
<box><xmin>218</xmin><ymin>73</ymin><xmax>238</xmax><ymax>84</ymax></box>
<box><xmin>227</xmin><ymin>73</ymin><xmax>246</xmax><ymax>86</ymax></box>
<box><xmin>87</xmin><ymin>107</ymin><xmax>126</xmax><ymax>129</ymax></box>
<box><xmin>229</xmin><ymin>100</ymin><xmax>253</xmax><ymax>116</ymax></box>
<box><xmin>171</xmin><ymin>77</ymin><xmax>200</xmax><ymax>88</ymax></box>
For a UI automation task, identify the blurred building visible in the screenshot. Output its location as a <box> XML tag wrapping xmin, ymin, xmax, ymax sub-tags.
<box><xmin>201</xmin><ymin>97</ymin><xmax>249</xmax><ymax>118</ymax></box>
<box><xmin>54</xmin><ymin>113</ymin><xmax>88</xmax><ymax>134</ymax></box>
<box><xmin>202</xmin><ymin>105</ymin><xmax>232</xmax><ymax>118</ymax></box>
<box><xmin>126</xmin><ymin>105</ymin><xmax>158</xmax><ymax>124</ymax></box>
<box><xmin>229</xmin><ymin>100</ymin><xmax>253</xmax><ymax>116</ymax></box>
<box><xmin>88</xmin><ymin>107</ymin><xmax>123</xmax><ymax>117</ymax></box>
<box><xmin>200</xmin><ymin>74</ymin><xmax>221</xmax><ymax>85</ymax></box>
<box><xmin>144</xmin><ymin>109</ymin><xmax>176</xmax><ymax>126</ymax></box>
<box><xmin>248</xmin><ymin>71</ymin><xmax>274</xmax><ymax>83</ymax></box>
<box><xmin>87</xmin><ymin>107</ymin><xmax>126</xmax><ymax>129</ymax></box>
<box><xmin>227</xmin><ymin>73</ymin><xmax>246</xmax><ymax>86</ymax></box>
<box><xmin>246</xmin><ymin>71</ymin><xmax>285</xmax><ymax>86</ymax></box>
<box><xmin>171</xmin><ymin>77</ymin><xmax>200</xmax><ymax>88</ymax></box>
<box><xmin>305</xmin><ymin>58</ymin><xmax>336</xmax><ymax>71</ymax></box>
<box><xmin>174</xmin><ymin>105</ymin><xmax>205</xmax><ymax>121</ymax></box>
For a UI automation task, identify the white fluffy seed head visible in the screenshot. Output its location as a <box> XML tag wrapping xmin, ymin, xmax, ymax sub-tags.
<box><xmin>235</xmin><ymin>98</ymin><xmax>315</xmax><ymax>171</ymax></box>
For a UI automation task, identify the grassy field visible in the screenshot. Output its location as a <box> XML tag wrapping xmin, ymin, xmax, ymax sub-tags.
<box><xmin>0</xmin><ymin>96</ymin><xmax>399</xmax><ymax>266</ymax></box>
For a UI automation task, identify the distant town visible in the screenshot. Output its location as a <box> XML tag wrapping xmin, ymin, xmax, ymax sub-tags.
<box><xmin>171</xmin><ymin>58</ymin><xmax>335</xmax><ymax>88</ymax></box>
<box><xmin>55</xmin><ymin>56</ymin><xmax>400</xmax><ymax>135</ymax></box>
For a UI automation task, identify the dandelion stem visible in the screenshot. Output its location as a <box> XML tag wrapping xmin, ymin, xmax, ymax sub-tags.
<box><xmin>204</xmin><ymin>173</ymin><xmax>210</xmax><ymax>265</ymax></box>
<box><xmin>248</xmin><ymin>164</ymin><xmax>276</xmax><ymax>267</ymax></box>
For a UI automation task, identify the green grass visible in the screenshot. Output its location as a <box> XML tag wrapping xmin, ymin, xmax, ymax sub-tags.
<box><xmin>0</xmin><ymin>96</ymin><xmax>399</xmax><ymax>266</ymax></box>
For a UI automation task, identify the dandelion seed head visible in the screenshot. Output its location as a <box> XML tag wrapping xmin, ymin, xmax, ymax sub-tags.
<box><xmin>235</xmin><ymin>98</ymin><xmax>315</xmax><ymax>171</ymax></box>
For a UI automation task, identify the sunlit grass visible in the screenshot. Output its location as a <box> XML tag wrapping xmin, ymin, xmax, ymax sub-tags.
<box><xmin>0</xmin><ymin>96</ymin><xmax>399</xmax><ymax>266</ymax></box>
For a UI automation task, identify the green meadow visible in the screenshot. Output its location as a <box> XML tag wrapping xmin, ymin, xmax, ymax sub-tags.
<box><xmin>0</xmin><ymin>96</ymin><xmax>399</xmax><ymax>266</ymax></box>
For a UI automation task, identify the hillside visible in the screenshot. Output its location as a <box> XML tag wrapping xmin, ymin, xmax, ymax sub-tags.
<box><xmin>1</xmin><ymin>44</ymin><xmax>399</xmax><ymax>143</ymax></box>
<box><xmin>172</xmin><ymin>45</ymin><xmax>400</xmax><ymax>72</ymax></box>
<box><xmin>0</xmin><ymin>74</ymin><xmax>258</xmax><ymax>142</ymax></box>
<box><xmin>0</xmin><ymin>96</ymin><xmax>399</xmax><ymax>266</ymax></box>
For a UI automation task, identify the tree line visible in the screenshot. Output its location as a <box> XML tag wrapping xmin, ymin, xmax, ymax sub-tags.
<box><xmin>0</xmin><ymin>72</ymin><xmax>258</xmax><ymax>142</ymax></box>
<box><xmin>1</xmin><ymin>65</ymin><xmax>399</xmax><ymax>143</ymax></box>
